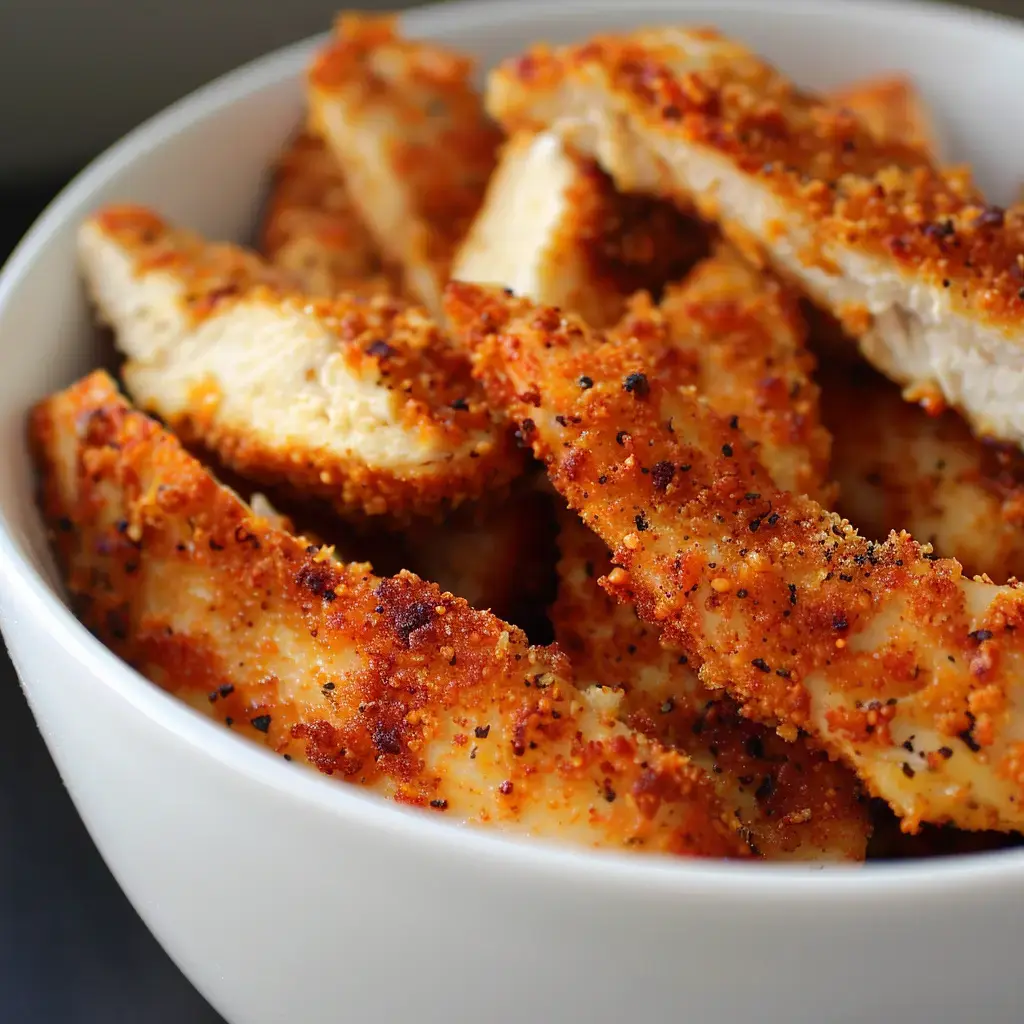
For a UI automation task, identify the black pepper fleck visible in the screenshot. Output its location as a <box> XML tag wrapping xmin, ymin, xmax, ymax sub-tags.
<box><xmin>623</xmin><ymin>372</ymin><xmax>650</xmax><ymax>398</ymax></box>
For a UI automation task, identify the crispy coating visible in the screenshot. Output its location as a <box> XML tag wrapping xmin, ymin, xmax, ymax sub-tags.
<box><xmin>619</xmin><ymin>246</ymin><xmax>833</xmax><ymax>503</ymax></box>
<box><xmin>829</xmin><ymin>75</ymin><xmax>942</xmax><ymax>156</ymax></box>
<box><xmin>78</xmin><ymin>204</ymin><xmax>521</xmax><ymax>521</ymax></box>
<box><xmin>308</xmin><ymin>14</ymin><xmax>502</xmax><ymax>319</ymax></box>
<box><xmin>453</xmin><ymin>130</ymin><xmax>708</xmax><ymax>328</ymax></box>
<box><xmin>824</xmin><ymin>364</ymin><xmax>1024</xmax><ymax>582</ymax></box>
<box><xmin>488</xmin><ymin>27</ymin><xmax>1024</xmax><ymax>444</ymax></box>
<box><xmin>554</xmin><ymin>508</ymin><xmax>869</xmax><ymax>860</ymax></box>
<box><xmin>545</xmin><ymin>249</ymin><xmax>866</xmax><ymax>859</ymax></box>
<box><xmin>448</xmin><ymin>282</ymin><xmax>1024</xmax><ymax>834</ymax></box>
<box><xmin>258</xmin><ymin>130</ymin><xmax>397</xmax><ymax>297</ymax></box>
<box><xmin>30</xmin><ymin>371</ymin><xmax>748</xmax><ymax>858</ymax></box>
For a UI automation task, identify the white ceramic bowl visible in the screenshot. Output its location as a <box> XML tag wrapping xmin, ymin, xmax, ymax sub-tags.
<box><xmin>3</xmin><ymin>2</ymin><xmax>1024</xmax><ymax>1021</ymax></box>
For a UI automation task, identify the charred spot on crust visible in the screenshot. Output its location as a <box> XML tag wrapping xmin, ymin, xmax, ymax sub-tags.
<box><xmin>296</xmin><ymin>560</ymin><xmax>338</xmax><ymax>601</ymax></box>
<box><xmin>374</xmin><ymin>577</ymin><xmax>437</xmax><ymax>647</ymax></box>
<box><xmin>651</xmin><ymin>461</ymin><xmax>675</xmax><ymax>491</ymax></box>
<box><xmin>373</xmin><ymin>723</ymin><xmax>403</xmax><ymax>756</ymax></box>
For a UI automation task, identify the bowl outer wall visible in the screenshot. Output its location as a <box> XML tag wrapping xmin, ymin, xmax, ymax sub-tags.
<box><xmin>2</xmin><ymin>1</ymin><xmax>1024</xmax><ymax>1021</ymax></box>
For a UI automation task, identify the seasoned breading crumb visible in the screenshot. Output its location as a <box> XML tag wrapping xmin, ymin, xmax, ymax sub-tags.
<box><xmin>448</xmin><ymin>280</ymin><xmax>1024</xmax><ymax>835</ymax></box>
<box><xmin>30</xmin><ymin>371</ymin><xmax>749</xmax><ymax>858</ymax></box>
<box><xmin>78</xmin><ymin>204</ymin><xmax>522</xmax><ymax>521</ymax></box>
<box><xmin>308</xmin><ymin>14</ymin><xmax>502</xmax><ymax>319</ymax></box>
<box><xmin>829</xmin><ymin>74</ymin><xmax>943</xmax><ymax>157</ymax></box>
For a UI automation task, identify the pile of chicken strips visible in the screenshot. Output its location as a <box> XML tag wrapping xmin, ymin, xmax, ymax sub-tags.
<box><xmin>34</xmin><ymin>13</ymin><xmax>1024</xmax><ymax>862</ymax></box>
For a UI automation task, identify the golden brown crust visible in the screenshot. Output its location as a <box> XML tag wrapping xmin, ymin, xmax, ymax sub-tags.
<box><xmin>258</xmin><ymin>130</ymin><xmax>398</xmax><ymax>297</ymax></box>
<box><xmin>616</xmin><ymin>246</ymin><xmax>833</xmax><ymax>502</ymax></box>
<box><xmin>447</xmin><ymin>281</ymin><xmax>1024</xmax><ymax>834</ymax></box>
<box><xmin>824</xmin><ymin>364</ymin><xmax>1024</xmax><ymax>582</ymax></box>
<box><xmin>546</xmin><ymin>248</ymin><xmax>866</xmax><ymax>859</ymax></box>
<box><xmin>83</xmin><ymin>204</ymin><xmax>523</xmax><ymax>522</ymax></box>
<box><xmin>308</xmin><ymin>14</ymin><xmax>502</xmax><ymax>317</ymax></box>
<box><xmin>489</xmin><ymin>29</ymin><xmax>1024</xmax><ymax>344</ymax></box>
<box><xmin>553</xmin><ymin>507</ymin><xmax>870</xmax><ymax>860</ymax></box>
<box><xmin>30</xmin><ymin>372</ymin><xmax>748</xmax><ymax>858</ymax></box>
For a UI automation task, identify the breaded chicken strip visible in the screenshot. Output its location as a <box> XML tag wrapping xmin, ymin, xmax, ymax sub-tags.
<box><xmin>824</xmin><ymin>364</ymin><xmax>1024</xmax><ymax>582</ymax></box>
<box><xmin>544</xmin><ymin>250</ymin><xmax>867</xmax><ymax>860</ymax></box>
<box><xmin>830</xmin><ymin>75</ymin><xmax>943</xmax><ymax>157</ymax></box>
<box><xmin>555</xmin><ymin>509</ymin><xmax>869</xmax><ymax>860</ymax></box>
<box><xmin>488</xmin><ymin>28</ymin><xmax>1024</xmax><ymax>444</ymax></box>
<box><xmin>259</xmin><ymin>130</ymin><xmax>396</xmax><ymax>298</ymax></box>
<box><xmin>308</xmin><ymin>14</ymin><xmax>501</xmax><ymax>320</ymax></box>
<box><xmin>452</xmin><ymin>130</ymin><xmax>707</xmax><ymax>328</ymax></box>
<box><xmin>78</xmin><ymin>204</ymin><xmax>520</xmax><ymax>521</ymax></box>
<box><xmin>30</xmin><ymin>371</ymin><xmax>747</xmax><ymax>857</ymax></box>
<box><xmin>449</xmin><ymin>283</ymin><xmax>1024</xmax><ymax>834</ymax></box>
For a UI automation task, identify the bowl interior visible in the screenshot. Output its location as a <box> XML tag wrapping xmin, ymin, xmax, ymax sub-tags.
<box><xmin>3</xmin><ymin>0</ymin><xmax>1024</xmax><ymax>868</ymax></box>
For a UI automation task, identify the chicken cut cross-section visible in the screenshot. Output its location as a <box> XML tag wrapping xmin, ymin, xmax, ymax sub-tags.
<box><xmin>488</xmin><ymin>27</ymin><xmax>1024</xmax><ymax>444</ymax></box>
<box><xmin>78</xmin><ymin>204</ymin><xmax>521</xmax><ymax>522</ymax></box>
<box><xmin>452</xmin><ymin>129</ymin><xmax>707</xmax><ymax>329</ymax></box>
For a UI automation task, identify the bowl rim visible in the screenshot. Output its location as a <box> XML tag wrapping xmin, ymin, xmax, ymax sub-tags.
<box><xmin>4</xmin><ymin>0</ymin><xmax>1024</xmax><ymax>898</ymax></box>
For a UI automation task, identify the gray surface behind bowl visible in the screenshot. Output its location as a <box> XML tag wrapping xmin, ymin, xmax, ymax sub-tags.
<box><xmin>0</xmin><ymin>1</ymin><xmax>1020</xmax><ymax>1022</ymax></box>
<box><xmin>0</xmin><ymin>0</ymin><xmax>1020</xmax><ymax>184</ymax></box>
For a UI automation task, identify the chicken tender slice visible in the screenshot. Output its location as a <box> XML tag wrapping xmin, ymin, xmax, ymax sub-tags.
<box><xmin>823</xmin><ymin>364</ymin><xmax>1024</xmax><ymax>582</ymax></box>
<box><xmin>555</xmin><ymin>509</ymin><xmax>869</xmax><ymax>861</ymax></box>
<box><xmin>308</xmin><ymin>14</ymin><xmax>501</xmax><ymax>320</ymax></box>
<box><xmin>30</xmin><ymin>371</ymin><xmax>747</xmax><ymax>858</ymax></box>
<box><xmin>829</xmin><ymin>75</ymin><xmax>943</xmax><ymax>157</ymax></box>
<box><xmin>449</xmin><ymin>282</ymin><xmax>1024</xmax><ymax>834</ymax></box>
<box><xmin>78</xmin><ymin>204</ymin><xmax>520</xmax><ymax>521</ymax></box>
<box><xmin>258</xmin><ymin>130</ymin><xmax>396</xmax><ymax>298</ymax></box>
<box><xmin>488</xmin><ymin>28</ymin><xmax>1024</xmax><ymax>445</ymax></box>
<box><xmin>547</xmin><ymin>250</ymin><xmax>866</xmax><ymax>860</ymax></box>
<box><xmin>452</xmin><ymin>130</ymin><xmax>707</xmax><ymax>328</ymax></box>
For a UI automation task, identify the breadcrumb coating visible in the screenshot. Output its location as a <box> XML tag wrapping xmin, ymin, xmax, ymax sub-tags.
<box><xmin>30</xmin><ymin>371</ymin><xmax>748</xmax><ymax>858</ymax></box>
<box><xmin>449</xmin><ymin>281</ymin><xmax>1024</xmax><ymax>834</ymax></box>
<box><xmin>79</xmin><ymin>204</ymin><xmax>521</xmax><ymax>522</ymax></box>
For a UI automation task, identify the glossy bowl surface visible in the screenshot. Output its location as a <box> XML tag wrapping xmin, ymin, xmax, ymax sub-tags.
<box><xmin>2</xmin><ymin>3</ymin><xmax>1024</xmax><ymax>1022</ymax></box>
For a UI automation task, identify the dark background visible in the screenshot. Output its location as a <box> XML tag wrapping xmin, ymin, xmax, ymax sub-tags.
<box><xmin>0</xmin><ymin>1</ymin><xmax>1020</xmax><ymax>1020</ymax></box>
